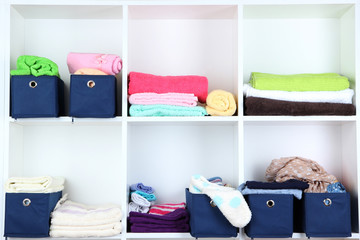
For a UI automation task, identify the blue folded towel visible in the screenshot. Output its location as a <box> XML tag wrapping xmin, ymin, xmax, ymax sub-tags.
<box><xmin>132</xmin><ymin>190</ymin><xmax>156</xmax><ymax>201</ymax></box>
<box><xmin>130</xmin><ymin>183</ymin><xmax>154</xmax><ymax>194</ymax></box>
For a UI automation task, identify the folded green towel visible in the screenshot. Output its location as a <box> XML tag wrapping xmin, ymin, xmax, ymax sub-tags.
<box><xmin>129</xmin><ymin>104</ymin><xmax>208</xmax><ymax>117</ymax></box>
<box><xmin>11</xmin><ymin>55</ymin><xmax>60</xmax><ymax>77</ymax></box>
<box><xmin>250</xmin><ymin>72</ymin><xmax>349</xmax><ymax>91</ymax></box>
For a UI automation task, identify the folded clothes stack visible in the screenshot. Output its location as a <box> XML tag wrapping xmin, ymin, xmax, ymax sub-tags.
<box><xmin>128</xmin><ymin>183</ymin><xmax>156</xmax><ymax>214</ymax></box>
<box><xmin>128</xmin><ymin>72</ymin><xmax>208</xmax><ymax>116</ymax></box>
<box><xmin>265</xmin><ymin>156</ymin><xmax>347</xmax><ymax>193</ymax></box>
<box><xmin>11</xmin><ymin>55</ymin><xmax>60</xmax><ymax>77</ymax></box>
<box><xmin>129</xmin><ymin>208</ymin><xmax>190</xmax><ymax>232</ymax></box>
<box><xmin>50</xmin><ymin>194</ymin><xmax>122</xmax><ymax>237</ymax></box>
<box><xmin>244</xmin><ymin>72</ymin><xmax>355</xmax><ymax>115</ymax></box>
<box><xmin>5</xmin><ymin>176</ymin><xmax>65</xmax><ymax>193</ymax></box>
<box><xmin>67</xmin><ymin>52</ymin><xmax>122</xmax><ymax>75</ymax></box>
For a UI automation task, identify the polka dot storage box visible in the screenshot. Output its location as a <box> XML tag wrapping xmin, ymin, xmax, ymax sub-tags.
<box><xmin>185</xmin><ymin>188</ymin><xmax>237</xmax><ymax>238</ymax></box>
<box><xmin>245</xmin><ymin>194</ymin><xmax>294</xmax><ymax>238</ymax></box>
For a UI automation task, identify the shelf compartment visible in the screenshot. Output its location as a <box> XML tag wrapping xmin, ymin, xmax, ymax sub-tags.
<box><xmin>128</xmin><ymin>5</ymin><xmax>239</xmax><ymax>114</ymax></box>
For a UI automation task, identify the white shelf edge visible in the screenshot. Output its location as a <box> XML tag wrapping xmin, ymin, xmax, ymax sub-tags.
<box><xmin>127</xmin><ymin>116</ymin><xmax>239</xmax><ymax>122</ymax></box>
<box><xmin>243</xmin><ymin>0</ymin><xmax>356</xmax><ymax>5</ymax></box>
<box><xmin>8</xmin><ymin>116</ymin><xmax>123</xmax><ymax>125</ymax></box>
<box><xmin>243</xmin><ymin>115</ymin><xmax>357</xmax><ymax>122</ymax></box>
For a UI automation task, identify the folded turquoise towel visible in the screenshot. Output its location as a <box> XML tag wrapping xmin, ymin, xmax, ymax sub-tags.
<box><xmin>129</xmin><ymin>104</ymin><xmax>208</xmax><ymax>117</ymax></box>
<box><xmin>132</xmin><ymin>190</ymin><xmax>156</xmax><ymax>202</ymax></box>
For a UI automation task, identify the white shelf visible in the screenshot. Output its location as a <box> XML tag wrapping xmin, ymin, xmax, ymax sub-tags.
<box><xmin>127</xmin><ymin>116</ymin><xmax>239</xmax><ymax>126</ymax></box>
<box><xmin>244</xmin><ymin>115</ymin><xmax>357</xmax><ymax>122</ymax></box>
<box><xmin>9</xmin><ymin>117</ymin><xmax>123</xmax><ymax>126</ymax></box>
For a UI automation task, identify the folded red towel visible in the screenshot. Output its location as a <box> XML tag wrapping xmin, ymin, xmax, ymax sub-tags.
<box><xmin>128</xmin><ymin>72</ymin><xmax>208</xmax><ymax>103</ymax></box>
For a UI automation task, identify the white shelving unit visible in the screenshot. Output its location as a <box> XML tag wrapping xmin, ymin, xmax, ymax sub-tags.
<box><xmin>1</xmin><ymin>1</ymin><xmax>360</xmax><ymax>240</ymax></box>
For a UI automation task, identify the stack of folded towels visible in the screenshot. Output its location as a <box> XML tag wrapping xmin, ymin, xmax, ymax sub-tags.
<box><xmin>50</xmin><ymin>194</ymin><xmax>122</xmax><ymax>237</ymax></box>
<box><xmin>11</xmin><ymin>55</ymin><xmax>60</xmax><ymax>77</ymax></box>
<box><xmin>128</xmin><ymin>72</ymin><xmax>208</xmax><ymax>116</ymax></box>
<box><xmin>128</xmin><ymin>183</ymin><xmax>156</xmax><ymax>214</ymax></box>
<box><xmin>244</xmin><ymin>72</ymin><xmax>355</xmax><ymax>115</ymax></box>
<box><xmin>5</xmin><ymin>176</ymin><xmax>65</xmax><ymax>193</ymax></box>
<box><xmin>67</xmin><ymin>52</ymin><xmax>122</xmax><ymax>75</ymax></box>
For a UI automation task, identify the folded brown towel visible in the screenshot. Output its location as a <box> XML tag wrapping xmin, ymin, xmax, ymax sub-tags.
<box><xmin>245</xmin><ymin>97</ymin><xmax>355</xmax><ymax>116</ymax></box>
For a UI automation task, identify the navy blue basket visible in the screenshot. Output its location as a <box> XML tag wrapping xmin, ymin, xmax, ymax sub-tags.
<box><xmin>245</xmin><ymin>194</ymin><xmax>293</xmax><ymax>238</ymax></box>
<box><xmin>11</xmin><ymin>75</ymin><xmax>64</xmax><ymax>118</ymax></box>
<box><xmin>303</xmin><ymin>192</ymin><xmax>351</xmax><ymax>237</ymax></box>
<box><xmin>69</xmin><ymin>75</ymin><xmax>116</xmax><ymax>118</ymax></box>
<box><xmin>185</xmin><ymin>188</ymin><xmax>237</xmax><ymax>238</ymax></box>
<box><xmin>4</xmin><ymin>191</ymin><xmax>62</xmax><ymax>237</ymax></box>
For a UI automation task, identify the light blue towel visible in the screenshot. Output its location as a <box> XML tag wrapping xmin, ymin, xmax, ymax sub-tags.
<box><xmin>132</xmin><ymin>190</ymin><xmax>156</xmax><ymax>202</ymax></box>
<box><xmin>238</xmin><ymin>183</ymin><xmax>303</xmax><ymax>200</ymax></box>
<box><xmin>129</xmin><ymin>104</ymin><xmax>208</xmax><ymax>117</ymax></box>
<box><xmin>130</xmin><ymin>183</ymin><xmax>154</xmax><ymax>194</ymax></box>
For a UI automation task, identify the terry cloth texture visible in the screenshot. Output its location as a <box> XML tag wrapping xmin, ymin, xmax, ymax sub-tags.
<box><xmin>130</xmin><ymin>183</ymin><xmax>154</xmax><ymax>194</ymax></box>
<box><xmin>5</xmin><ymin>176</ymin><xmax>65</xmax><ymax>193</ymax></box>
<box><xmin>206</xmin><ymin>89</ymin><xmax>237</xmax><ymax>116</ymax></box>
<box><xmin>265</xmin><ymin>156</ymin><xmax>338</xmax><ymax>193</ymax></box>
<box><xmin>131</xmin><ymin>190</ymin><xmax>156</xmax><ymax>202</ymax></box>
<box><xmin>250</xmin><ymin>72</ymin><xmax>349</xmax><ymax>91</ymax></box>
<box><xmin>10</xmin><ymin>55</ymin><xmax>60</xmax><ymax>77</ymax></box>
<box><xmin>74</xmin><ymin>68</ymin><xmax>108</xmax><ymax>75</ymax></box>
<box><xmin>128</xmin><ymin>72</ymin><xmax>208</xmax><ymax>103</ymax></box>
<box><xmin>244</xmin><ymin>97</ymin><xmax>355</xmax><ymax>116</ymax></box>
<box><xmin>246</xmin><ymin>179</ymin><xmax>309</xmax><ymax>190</ymax></box>
<box><xmin>129</xmin><ymin>104</ymin><xmax>207</xmax><ymax>117</ymax></box>
<box><xmin>189</xmin><ymin>174</ymin><xmax>251</xmax><ymax>228</ymax></box>
<box><xmin>129</xmin><ymin>92</ymin><xmax>198</xmax><ymax>107</ymax></box>
<box><xmin>149</xmin><ymin>202</ymin><xmax>186</xmax><ymax>215</ymax></box>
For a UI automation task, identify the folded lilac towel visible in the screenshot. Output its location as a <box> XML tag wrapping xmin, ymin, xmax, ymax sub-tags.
<box><xmin>246</xmin><ymin>179</ymin><xmax>309</xmax><ymax>190</ymax></box>
<box><xmin>130</xmin><ymin>183</ymin><xmax>154</xmax><ymax>194</ymax></box>
<box><xmin>129</xmin><ymin>208</ymin><xmax>189</xmax><ymax>225</ymax></box>
<box><xmin>129</xmin><ymin>93</ymin><xmax>198</xmax><ymax>107</ymax></box>
<box><xmin>67</xmin><ymin>52</ymin><xmax>122</xmax><ymax>75</ymax></box>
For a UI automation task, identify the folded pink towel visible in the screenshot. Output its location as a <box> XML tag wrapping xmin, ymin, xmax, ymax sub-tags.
<box><xmin>128</xmin><ymin>72</ymin><xmax>208</xmax><ymax>103</ymax></box>
<box><xmin>67</xmin><ymin>53</ymin><xmax>122</xmax><ymax>75</ymax></box>
<box><xmin>129</xmin><ymin>93</ymin><xmax>198</xmax><ymax>107</ymax></box>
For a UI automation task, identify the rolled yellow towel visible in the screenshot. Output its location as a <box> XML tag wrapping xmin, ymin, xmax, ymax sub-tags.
<box><xmin>205</xmin><ymin>89</ymin><xmax>237</xmax><ymax>116</ymax></box>
<box><xmin>74</xmin><ymin>68</ymin><xmax>108</xmax><ymax>75</ymax></box>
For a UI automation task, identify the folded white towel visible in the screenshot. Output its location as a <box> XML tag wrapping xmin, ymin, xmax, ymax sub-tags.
<box><xmin>128</xmin><ymin>202</ymin><xmax>149</xmax><ymax>214</ymax></box>
<box><xmin>51</xmin><ymin>197</ymin><xmax>122</xmax><ymax>226</ymax></box>
<box><xmin>131</xmin><ymin>192</ymin><xmax>151</xmax><ymax>207</ymax></box>
<box><xmin>50</xmin><ymin>222</ymin><xmax>121</xmax><ymax>238</ymax></box>
<box><xmin>243</xmin><ymin>84</ymin><xmax>354</xmax><ymax>104</ymax></box>
<box><xmin>5</xmin><ymin>176</ymin><xmax>65</xmax><ymax>193</ymax></box>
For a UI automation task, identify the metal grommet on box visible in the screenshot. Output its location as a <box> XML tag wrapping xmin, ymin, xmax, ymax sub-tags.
<box><xmin>323</xmin><ymin>198</ymin><xmax>332</xmax><ymax>206</ymax></box>
<box><xmin>210</xmin><ymin>200</ymin><xmax>217</xmax><ymax>207</ymax></box>
<box><xmin>23</xmin><ymin>198</ymin><xmax>31</xmax><ymax>207</ymax></box>
<box><xmin>87</xmin><ymin>80</ymin><xmax>95</xmax><ymax>88</ymax></box>
<box><xmin>29</xmin><ymin>81</ymin><xmax>37</xmax><ymax>88</ymax></box>
<box><xmin>266</xmin><ymin>199</ymin><xmax>275</xmax><ymax>208</ymax></box>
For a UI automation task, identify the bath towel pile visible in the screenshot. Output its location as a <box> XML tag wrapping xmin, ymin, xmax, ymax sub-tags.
<box><xmin>128</xmin><ymin>183</ymin><xmax>156</xmax><ymax>214</ymax></box>
<box><xmin>50</xmin><ymin>195</ymin><xmax>122</xmax><ymax>237</ymax></box>
<box><xmin>265</xmin><ymin>156</ymin><xmax>346</xmax><ymax>193</ymax></box>
<box><xmin>128</xmin><ymin>72</ymin><xmax>208</xmax><ymax>116</ymax></box>
<box><xmin>10</xmin><ymin>55</ymin><xmax>60</xmax><ymax>77</ymax></box>
<box><xmin>244</xmin><ymin>72</ymin><xmax>355</xmax><ymax>115</ymax></box>
<box><xmin>129</xmin><ymin>208</ymin><xmax>190</xmax><ymax>232</ymax></box>
<box><xmin>67</xmin><ymin>52</ymin><xmax>122</xmax><ymax>75</ymax></box>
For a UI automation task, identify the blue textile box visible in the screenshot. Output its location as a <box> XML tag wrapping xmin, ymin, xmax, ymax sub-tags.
<box><xmin>11</xmin><ymin>75</ymin><xmax>64</xmax><ymax>118</ymax></box>
<box><xmin>4</xmin><ymin>191</ymin><xmax>62</xmax><ymax>237</ymax></box>
<box><xmin>185</xmin><ymin>188</ymin><xmax>237</xmax><ymax>238</ymax></box>
<box><xmin>303</xmin><ymin>192</ymin><xmax>351</xmax><ymax>237</ymax></box>
<box><xmin>69</xmin><ymin>75</ymin><xmax>116</xmax><ymax>118</ymax></box>
<box><xmin>245</xmin><ymin>194</ymin><xmax>293</xmax><ymax>238</ymax></box>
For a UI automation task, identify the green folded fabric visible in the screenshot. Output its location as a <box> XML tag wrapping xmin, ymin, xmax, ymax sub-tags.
<box><xmin>250</xmin><ymin>72</ymin><xmax>349</xmax><ymax>91</ymax></box>
<box><xmin>129</xmin><ymin>104</ymin><xmax>208</xmax><ymax>117</ymax></box>
<box><xmin>11</xmin><ymin>55</ymin><xmax>60</xmax><ymax>77</ymax></box>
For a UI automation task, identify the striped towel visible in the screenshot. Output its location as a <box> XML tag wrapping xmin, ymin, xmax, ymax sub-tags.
<box><xmin>149</xmin><ymin>203</ymin><xmax>186</xmax><ymax>215</ymax></box>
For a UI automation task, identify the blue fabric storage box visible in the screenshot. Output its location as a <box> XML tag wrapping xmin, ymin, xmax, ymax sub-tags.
<box><xmin>303</xmin><ymin>192</ymin><xmax>351</xmax><ymax>237</ymax></box>
<box><xmin>185</xmin><ymin>188</ymin><xmax>237</xmax><ymax>238</ymax></box>
<box><xmin>4</xmin><ymin>191</ymin><xmax>62</xmax><ymax>237</ymax></box>
<box><xmin>69</xmin><ymin>75</ymin><xmax>116</xmax><ymax>118</ymax></box>
<box><xmin>11</xmin><ymin>75</ymin><xmax>64</xmax><ymax>118</ymax></box>
<box><xmin>245</xmin><ymin>194</ymin><xmax>293</xmax><ymax>238</ymax></box>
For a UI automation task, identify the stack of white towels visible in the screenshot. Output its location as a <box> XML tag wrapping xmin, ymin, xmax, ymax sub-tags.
<box><xmin>50</xmin><ymin>194</ymin><xmax>122</xmax><ymax>238</ymax></box>
<box><xmin>5</xmin><ymin>176</ymin><xmax>65</xmax><ymax>193</ymax></box>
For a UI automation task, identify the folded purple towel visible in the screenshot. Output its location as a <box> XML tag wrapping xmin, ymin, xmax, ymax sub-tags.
<box><xmin>130</xmin><ymin>183</ymin><xmax>154</xmax><ymax>194</ymax></box>
<box><xmin>246</xmin><ymin>179</ymin><xmax>309</xmax><ymax>190</ymax></box>
<box><xmin>129</xmin><ymin>208</ymin><xmax>189</xmax><ymax>225</ymax></box>
<box><xmin>131</xmin><ymin>224</ymin><xmax>189</xmax><ymax>232</ymax></box>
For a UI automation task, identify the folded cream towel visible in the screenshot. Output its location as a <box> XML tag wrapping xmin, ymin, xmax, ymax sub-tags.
<box><xmin>206</xmin><ymin>90</ymin><xmax>237</xmax><ymax>116</ymax></box>
<box><xmin>5</xmin><ymin>176</ymin><xmax>65</xmax><ymax>193</ymax></box>
<box><xmin>243</xmin><ymin>84</ymin><xmax>354</xmax><ymax>104</ymax></box>
<box><xmin>50</xmin><ymin>222</ymin><xmax>121</xmax><ymax>238</ymax></box>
